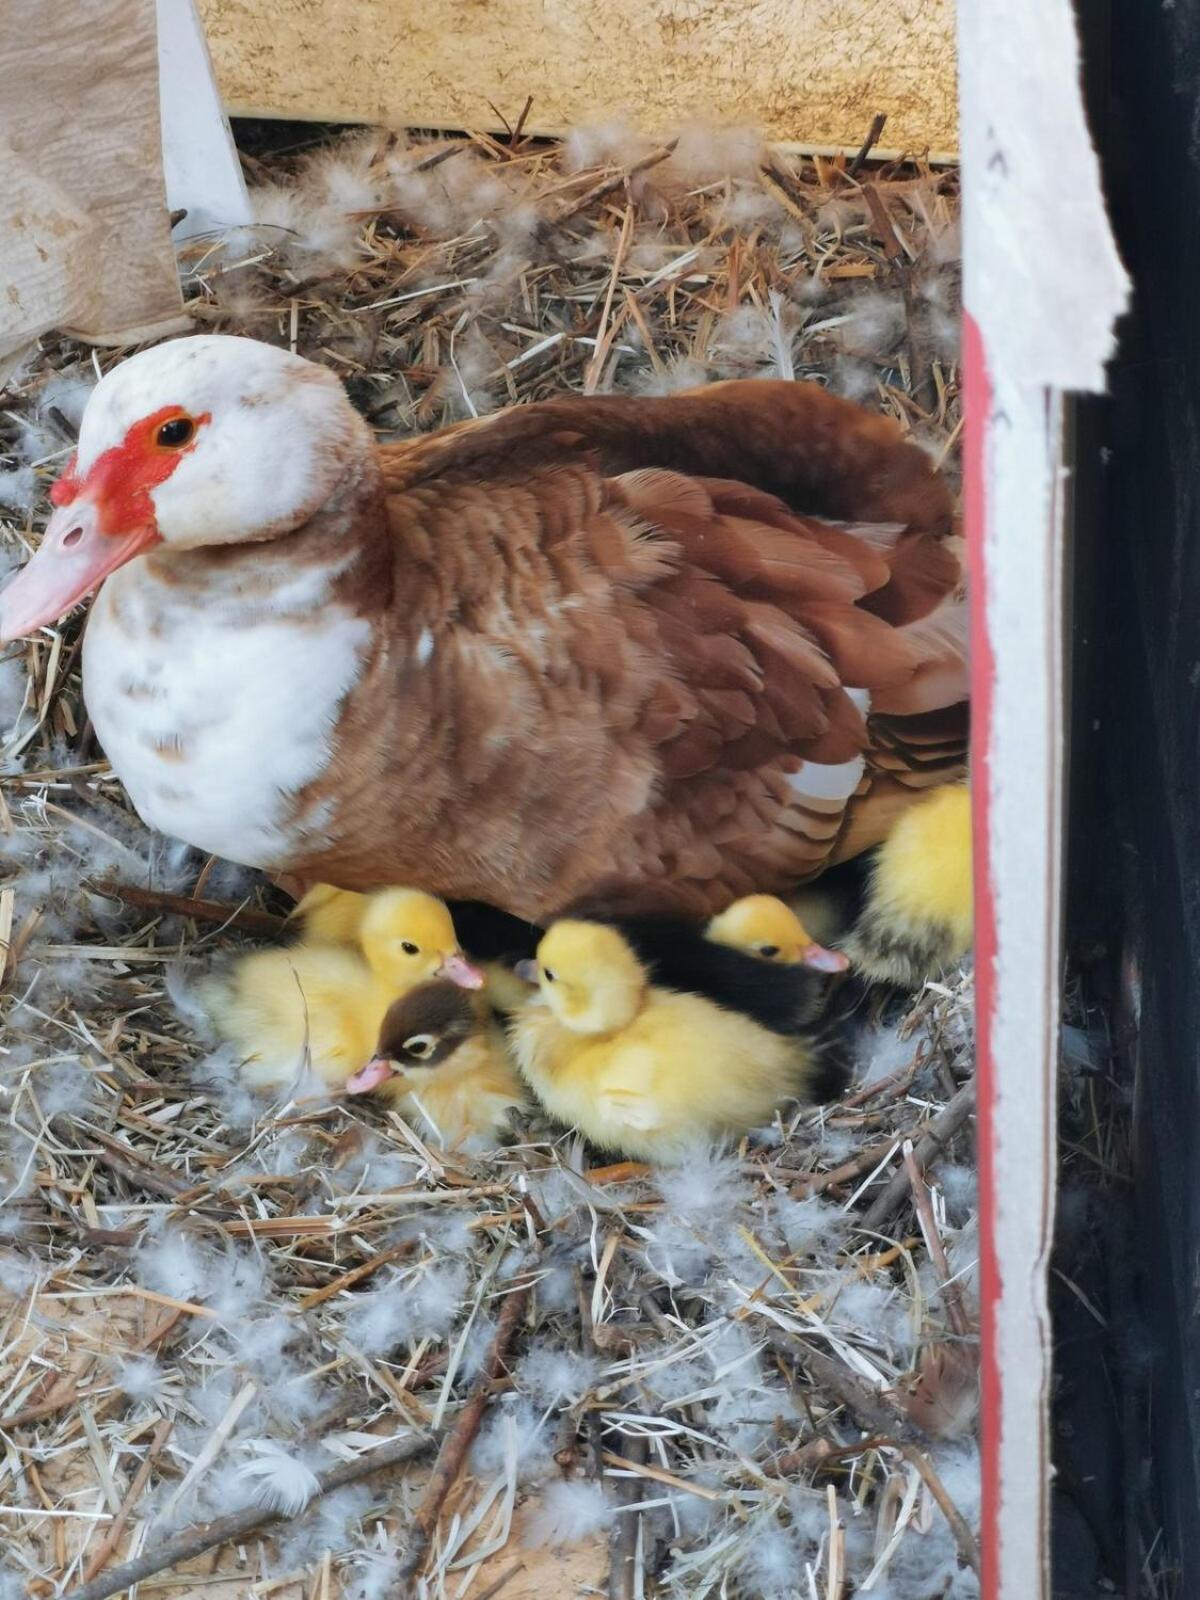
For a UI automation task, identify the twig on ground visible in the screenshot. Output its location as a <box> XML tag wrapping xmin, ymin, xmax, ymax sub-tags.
<box><xmin>856</xmin><ymin>1081</ymin><xmax>976</xmax><ymax>1235</ymax></box>
<box><xmin>89</xmin><ymin>877</ymin><xmax>287</xmax><ymax>938</ymax></box>
<box><xmin>397</xmin><ymin>1274</ymin><xmax>534</xmax><ymax>1592</ymax></box>
<box><xmin>61</xmin><ymin>1432</ymin><xmax>432</xmax><ymax>1600</ymax></box>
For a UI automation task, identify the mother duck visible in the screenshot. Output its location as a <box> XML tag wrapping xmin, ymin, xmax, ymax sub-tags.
<box><xmin>0</xmin><ymin>335</ymin><xmax>966</xmax><ymax>936</ymax></box>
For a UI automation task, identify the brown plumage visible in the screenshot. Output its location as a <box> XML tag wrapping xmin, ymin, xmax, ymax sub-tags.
<box><xmin>0</xmin><ymin>338</ymin><xmax>966</xmax><ymax>923</ymax></box>
<box><xmin>299</xmin><ymin>380</ymin><xmax>965</xmax><ymax>917</ymax></box>
<box><xmin>347</xmin><ymin>979</ymin><xmax>525</xmax><ymax>1141</ymax></box>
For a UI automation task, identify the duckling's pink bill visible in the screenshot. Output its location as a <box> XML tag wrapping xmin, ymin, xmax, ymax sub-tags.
<box><xmin>438</xmin><ymin>953</ymin><xmax>485</xmax><ymax>989</ymax></box>
<box><xmin>801</xmin><ymin>944</ymin><xmax>851</xmax><ymax>973</ymax></box>
<box><xmin>345</xmin><ymin>1058</ymin><xmax>397</xmax><ymax>1095</ymax></box>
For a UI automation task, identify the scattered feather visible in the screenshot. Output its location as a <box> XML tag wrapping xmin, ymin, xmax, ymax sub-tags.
<box><xmin>525</xmin><ymin>1479</ymin><xmax>613</xmax><ymax>1545</ymax></box>
<box><xmin>236</xmin><ymin>1439</ymin><xmax>322</xmax><ymax>1514</ymax></box>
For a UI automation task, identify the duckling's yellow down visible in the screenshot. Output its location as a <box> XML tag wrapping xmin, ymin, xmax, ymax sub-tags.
<box><xmin>207</xmin><ymin>888</ymin><xmax>472</xmax><ymax>1091</ymax></box>
<box><xmin>508</xmin><ymin>921</ymin><xmax>823</xmax><ymax>1162</ymax></box>
<box><xmin>207</xmin><ymin>943</ymin><xmax>383</xmax><ymax>1091</ymax></box>
<box><xmin>845</xmin><ymin>783</ymin><xmax>973</xmax><ymax>985</ymax></box>
<box><xmin>706</xmin><ymin>894</ymin><xmax>848</xmax><ymax>971</ymax></box>
<box><xmin>290</xmin><ymin>884</ymin><xmax>369</xmax><ymax>946</ymax></box>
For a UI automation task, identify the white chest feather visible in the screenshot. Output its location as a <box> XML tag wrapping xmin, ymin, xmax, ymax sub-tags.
<box><xmin>84</xmin><ymin>565</ymin><xmax>371</xmax><ymax>866</ymax></box>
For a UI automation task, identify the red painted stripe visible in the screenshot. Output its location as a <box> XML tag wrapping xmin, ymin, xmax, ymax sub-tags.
<box><xmin>963</xmin><ymin>309</ymin><xmax>1001</xmax><ymax>1600</ymax></box>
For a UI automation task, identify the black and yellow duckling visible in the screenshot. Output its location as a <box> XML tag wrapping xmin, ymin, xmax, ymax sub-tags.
<box><xmin>840</xmin><ymin>783</ymin><xmax>972</xmax><ymax>987</ymax></box>
<box><xmin>508</xmin><ymin>920</ymin><xmax>843</xmax><ymax>1161</ymax></box>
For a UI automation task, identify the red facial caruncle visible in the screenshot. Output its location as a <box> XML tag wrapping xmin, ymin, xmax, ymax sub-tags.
<box><xmin>51</xmin><ymin>406</ymin><xmax>209</xmax><ymax>526</ymax></box>
<box><xmin>0</xmin><ymin>406</ymin><xmax>208</xmax><ymax>642</ymax></box>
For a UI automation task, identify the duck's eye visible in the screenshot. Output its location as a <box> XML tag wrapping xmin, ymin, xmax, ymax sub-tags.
<box><xmin>542</xmin><ymin>967</ymin><xmax>557</xmax><ymax>983</ymax></box>
<box><xmin>400</xmin><ymin>941</ymin><xmax>420</xmax><ymax>956</ymax></box>
<box><xmin>156</xmin><ymin>416</ymin><xmax>196</xmax><ymax>449</ymax></box>
<box><xmin>758</xmin><ymin>944</ymin><xmax>781</xmax><ymax>959</ymax></box>
<box><xmin>403</xmin><ymin>1033</ymin><xmax>436</xmax><ymax>1059</ymax></box>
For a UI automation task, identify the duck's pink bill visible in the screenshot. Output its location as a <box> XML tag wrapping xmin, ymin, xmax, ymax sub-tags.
<box><xmin>801</xmin><ymin>944</ymin><xmax>850</xmax><ymax>973</ymax></box>
<box><xmin>437</xmin><ymin>952</ymin><xmax>485</xmax><ymax>989</ymax></box>
<box><xmin>0</xmin><ymin>502</ymin><xmax>155</xmax><ymax>643</ymax></box>
<box><xmin>345</xmin><ymin>1058</ymin><xmax>397</xmax><ymax>1095</ymax></box>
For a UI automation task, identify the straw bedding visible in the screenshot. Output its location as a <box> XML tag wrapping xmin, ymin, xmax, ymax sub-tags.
<box><xmin>0</xmin><ymin>121</ymin><xmax>977</xmax><ymax>1599</ymax></box>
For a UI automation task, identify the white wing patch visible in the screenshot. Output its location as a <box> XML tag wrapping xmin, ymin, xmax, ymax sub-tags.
<box><xmin>789</xmin><ymin>754</ymin><xmax>866</xmax><ymax>803</ymax></box>
<box><xmin>788</xmin><ymin>686</ymin><xmax>871</xmax><ymax>804</ymax></box>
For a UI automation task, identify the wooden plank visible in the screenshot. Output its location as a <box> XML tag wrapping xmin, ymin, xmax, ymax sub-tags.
<box><xmin>197</xmin><ymin>0</ymin><xmax>959</xmax><ymax>157</ymax></box>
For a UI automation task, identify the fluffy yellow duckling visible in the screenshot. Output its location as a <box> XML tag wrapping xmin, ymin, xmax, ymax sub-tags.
<box><xmin>290</xmin><ymin>883</ymin><xmax>369</xmax><ymax>945</ymax></box>
<box><xmin>208</xmin><ymin>888</ymin><xmax>483</xmax><ymax>1092</ymax></box>
<box><xmin>290</xmin><ymin>883</ymin><xmax>525</xmax><ymax>1014</ymax></box>
<box><xmin>508</xmin><ymin>920</ymin><xmax>830</xmax><ymax>1161</ymax></box>
<box><xmin>344</xmin><ymin>980</ymin><xmax>524</xmax><ymax>1141</ymax></box>
<box><xmin>843</xmin><ymin>783</ymin><xmax>973</xmax><ymax>985</ymax></box>
<box><xmin>706</xmin><ymin>895</ymin><xmax>849</xmax><ymax>971</ymax></box>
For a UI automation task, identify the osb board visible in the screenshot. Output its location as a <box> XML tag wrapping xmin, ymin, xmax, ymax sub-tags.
<box><xmin>197</xmin><ymin>0</ymin><xmax>959</xmax><ymax>157</ymax></box>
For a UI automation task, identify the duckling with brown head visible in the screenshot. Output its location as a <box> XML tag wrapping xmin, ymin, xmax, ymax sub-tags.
<box><xmin>346</xmin><ymin>979</ymin><xmax>525</xmax><ymax>1142</ymax></box>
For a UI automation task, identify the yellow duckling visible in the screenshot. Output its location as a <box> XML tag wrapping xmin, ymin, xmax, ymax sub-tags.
<box><xmin>290</xmin><ymin>883</ymin><xmax>524</xmax><ymax>1015</ymax></box>
<box><xmin>344</xmin><ymin>980</ymin><xmax>524</xmax><ymax>1141</ymax></box>
<box><xmin>843</xmin><ymin>782</ymin><xmax>973</xmax><ymax>985</ymax></box>
<box><xmin>706</xmin><ymin>895</ymin><xmax>849</xmax><ymax>971</ymax></box>
<box><xmin>508</xmin><ymin>920</ymin><xmax>829</xmax><ymax>1161</ymax></box>
<box><xmin>208</xmin><ymin>888</ymin><xmax>483</xmax><ymax>1092</ymax></box>
<box><xmin>289</xmin><ymin>883</ymin><xmax>369</xmax><ymax>945</ymax></box>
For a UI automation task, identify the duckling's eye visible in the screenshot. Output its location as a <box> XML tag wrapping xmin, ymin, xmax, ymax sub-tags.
<box><xmin>400</xmin><ymin>941</ymin><xmax>420</xmax><ymax>956</ymax></box>
<box><xmin>156</xmin><ymin>416</ymin><xmax>196</xmax><ymax>449</ymax></box>
<box><xmin>403</xmin><ymin>1033</ymin><xmax>436</xmax><ymax>1059</ymax></box>
<box><xmin>542</xmin><ymin>967</ymin><xmax>557</xmax><ymax>983</ymax></box>
<box><xmin>758</xmin><ymin>943</ymin><xmax>781</xmax><ymax>959</ymax></box>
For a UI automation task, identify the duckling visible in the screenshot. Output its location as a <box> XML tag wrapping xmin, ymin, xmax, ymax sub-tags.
<box><xmin>842</xmin><ymin>783</ymin><xmax>972</xmax><ymax>986</ymax></box>
<box><xmin>344</xmin><ymin>980</ymin><xmax>524</xmax><ymax>1141</ymax></box>
<box><xmin>292</xmin><ymin>886</ymin><xmax>526</xmax><ymax>1016</ymax></box>
<box><xmin>446</xmin><ymin>899</ymin><xmax>841</xmax><ymax>1039</ymax></box>
<box><xmin>705</xmin><ymin>895</ymin><xmax>849</xmax><ymax>971</ymax></box>
<box><xmin>508</xmin><ymin>920</ymin><xmax>840</xmax><ymax>1161</ymax></box>
<box><xmin>289</xmin><ymin>883</ymin><xmax>369</xmax><ymax>945</ymax></box>
<box><xmin>208</xmin><ymin>888</ymin><xmax>483</xmax><ymax>1092</ymax></box>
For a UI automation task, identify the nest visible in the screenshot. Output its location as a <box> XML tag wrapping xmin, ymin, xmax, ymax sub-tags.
<box><xmin>0</xmin><ymin>123</ymin><xmax>976</xmax><ymax>1599</ymax></box>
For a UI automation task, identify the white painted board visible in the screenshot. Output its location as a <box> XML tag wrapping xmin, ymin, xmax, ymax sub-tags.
<box><xmin>158</xmin><ymin>0</ymin><xmax>251</xmax><ymax>240</ymax></box>
<box><xmin>957</xmin><ymin>0</ymin><xmax>1129</xmax><ymax>1595</ymax></box>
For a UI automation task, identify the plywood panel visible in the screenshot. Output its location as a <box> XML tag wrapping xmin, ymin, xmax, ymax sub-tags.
<box><xmin>197</xmin><ymin>0</ymin><xmax>958</xmax><ymax>157</ymax></box>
